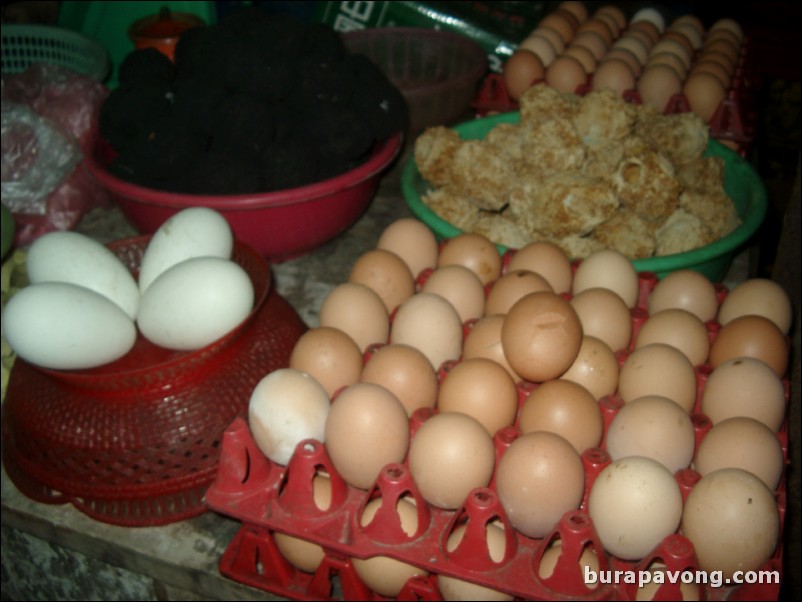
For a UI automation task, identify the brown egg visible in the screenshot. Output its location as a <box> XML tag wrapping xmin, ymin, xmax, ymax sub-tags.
<box><xmin>627</xmin><ymin>20</ymin><xmax>661</xmax><ymax>45</ymax></box>
<box><xmin>576</xmin><ymin>18</ymin><xmax>614</xmax><ymax>46</ymax></box>
<box><xmin>670</xmin><ymin>14</ymin><xmax>705</xmax><ymax>37</ymax></box>
<box><xmin>319</xmin><ymin>282</ymin><xmax>389</xmax><ymax>353</ymax></box>
<box><xmin>349</xmin><ymin>248</ymin><xmax>415</xmax><ymax>313</ymax></box>
<box><xmin>503</xmin><ymin>49</ymin><xmax>546</xmax><ymax>101</ymax></box>
<box><xmin>704</xmin><ymin>28</ymin><xmax>742</xmax><ymax>54</ymax></box>
<box><xmin>507</xmin><ymin>241</ymin><xmax>573</xmax><ymax>294</ymax></box>
<box><xmin>361</xmin><ymin>343</ymin><xmax>438</xmax><ymax>416</ymax></box>
<box><xmin>439</xmin><ymin>521</ymin><xmax>513</xmax><ymax>601</ymax></box>
<box><xmin>273</xmin><ymin>474</ymin><xmax>332</xmax><ymax>572</ymax></box>
<box><xmin>648</xmin><ymin>269</ymin><xmax>719</xmax><ymax>323</ymax></box>
<box><xmin>571</xmin><ymin>30</ymin><xmax>609</xmax><ymax>61</ymax></box>
<box><xmin>438</xmin><ymin>232</ymin><xmax>502</xmax><ymax>285</ymax></box>
<box><xmin>353</xmin><ymin>497</ymin><xmax>428</xmax><ymax>596</ymax></box>
<box><xmin>660</xmin><ymin>30</ymin><xmax>695</xmax><ymax>57</ymax></box>
<box><xmin>682</xmin><ymin>468</ymin><xmax>779</xmax><ymax>579</ymax></box>
<box><xmin>631</xmin><ymin>7</ymin><xmax>665</xmax><ymax>34</ymax></box>
<box><xmin>697</xmin><ymin>49</ymin><xmax>736</xmax><ymax>74</ymax></box>
<box><xmin>589</xmin><ymin>456</ymin><xmax>683</xmax><ymax>561</ymax></box>
<box><xmin>612</xmin><ymin>35</ymin><xmax>650</xmax><ymax>65</ymax></box>
<box><xmin>645</xmin><ymin>51</ymin><xmax>688</xmax><ymax>80</ymax></box>
<box><xmin>592</xmin><ymin>58</ymin><xmax>636</xmax><ymax>94</ymax></box>
<box><xmin>438</xmin><ymin>358</ymin><xmax>518</xmax><ymax>436</ymax></box>
<box><xmin>538</xmin><ymin>539</ymin><xmax>600</xmax><ymax>580</ymax></box>
<box><xmin>377</xmin><ymin>218</ymin><xmax>439</xmax><ymax>280</ymax></box>
<box><xmin>690</xmin><ymin>60</ymin><xmax>732</xmax><ymax>90</ymax></box>
<box><xmin>559</xmin><ymin>1</ymin><xmax>588</xmax><ymax>23</ymax></box>
<box><xmin>391</xmin><ymin>292</ymin><xmax>463</xmax><ymax>371</ymax></box>
<box><xmin>462</xmin><ymin>315</ymin><xmax>521</xmax><ymax>382</ymax></box>
<box><xmin>570</xmin><ymin>287</ymin><xmax>633</xmax><ymax>352</ymax></box>
<box><xmin>683</xmin><ymin>71</ymin><xmax>727</xmax><ymax>122</ymax></box>
<box><xmin>502</xmin><ymin>291</ymin><xmax>583</xmax><ymax>382</ymax></box>
<box><xmin>485</xmin><ymin>269</ymin><xmax>553</xmax><ymax>316</ymax></box>
<box><xmin>563</xmin><ymin>44</ymin><xmax>598</xmax><ymax>74</ymax></box>
<box><xmin>637</xmin><ymin>64</ymin><xmax>683</xmax><ymax>112</ymax></box>
<box><xmin>572</xmin><ymin>249</ymin><xmax>640</xmax><ymax>308</ymax></box>
<box><xmin>669</xmin><ymin>22</ymin><xmax>703</xmax><ymax>49</ymax></box>
<box><xmin>649</xmin><ymin>39</ymin><xmax>692</xmax><ymax>70</ymax></box>
<box><xmin>519</xmin><ymin>33</ymin><xmax>558</xmax><ymax>67</ymax></box>
<box><xmin>594</xmin><ymin>5</ymin><xmax>626</xmax><ymax>36</ymax></box>
<box><xmin>324</xmin><ymin>382</ymin><xmax>410</xmax><ymax>489</ymax></box>
<box><xmin>618</xmin><ymin>343</ymin><xmax>697</xmax><ymax>413</ymax></box>
<box><xmin>717</xmin><ymin>278</ymin><xmax>793</xmax><ymax>334</ymax></box>
<box><xmin>560</xmin><ymin>335</ymin><xmax>619</xmax><ymax>400</ymax></box>
<box><xmin>534</xmin><ymin>25</ymin><xmax>567</xmax><ymax>54</ymax></box>
<box><xmin>709</xmin><ymin>315</ymin><xmax>789</xmax><ymax>376</ymax></box>
<box><xmin>519</xmin><ymin>378</ymin><xmax>603</xmax><ymax>453</ymax></box>
<box><xmin>709</xmin><ymin>17</ymin><xmax>744</xmax><ymax>43</ymax></box>
<box><xmin>599</xmin><ymin>4</ymin><xmax>627</xmax><ymax>29</ymax></box>
<box><xmin>496</xmin><ymin>431</ymin><xmax>585</xmax><ymax>538</ymax></box>
<box><xmin>635</xmin><ymin>308</ymin><xmax>710</xmax><ymax>367</ymax></box>
<box><xmin>422</xmin><ymin>264</ymin><xmax>486</xmax><ymax>323</ymax></box>
<box><xmin>702</xmin><ymin>38</ymin><xmax>740</xmax><ymax>66</ymax></box>
<box><xmin>289</xmin><ymin>326</ymin><xmax>364</xmax><ymax>398</ymax></box>
<box><xmin>603</xmin><ymin>47</ymin><xmax>642</xmax><ymax>77</ymax></box>
<box><xmin>701</xmin><ymin>357</ymin><xmax>787</xmax><ymax>431</ymax></box>
<box><xmin>540</xmin><ymin>10</ymin><xmax>579</xmax><ymax>45</ymax></box>
<box><xmin>638</xmin><ymin>562</ymin><xmax>702</xmax><ymax>600</ymax></box>
<box><xmin>408</xmin><ymin>412</ymin><xmax>495</xmax><ymax>509</ymax></box>
<box><xmin>694</xmin><ymin>417</ymin><xmax>785</xmax><ymax>490</ymax></box>
<box><xmin>605</xmin><ymin>394</ymin><xmax>695</xmax><ymax>473</ymax></box>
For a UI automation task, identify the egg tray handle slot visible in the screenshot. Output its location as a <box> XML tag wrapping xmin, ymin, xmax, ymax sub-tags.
<box><xmin>206</xmin><ymin>418</ymin><xmax>621</xmax><ymax>601</ymax></box>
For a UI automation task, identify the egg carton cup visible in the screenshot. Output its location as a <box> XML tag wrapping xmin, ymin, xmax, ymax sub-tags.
<box><xmin>1</xmin><ymin>236</ymin><xmax>308</xmax><ymax>526</ymax></box>
<box><xmin>206</xmin><ymin>271</ymin><xmax>790</xmax><ymax>601</ymax></box>
<box><xmin>472</xmin><ymin>36</ymin><xmax>758</xmax><ymax>155</ymax></box>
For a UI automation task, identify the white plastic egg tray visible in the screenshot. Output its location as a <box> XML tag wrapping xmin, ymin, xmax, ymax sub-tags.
<box><xmin>205</xmin><ymin>272</ymin><xmax>790</xmax><ymax>601</ymax></box>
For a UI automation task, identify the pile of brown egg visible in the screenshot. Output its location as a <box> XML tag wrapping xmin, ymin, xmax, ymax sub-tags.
<box><xmin>503</xmin><ymin>2</ymin><xmax>745</xmax><ymax>125</ymax></box>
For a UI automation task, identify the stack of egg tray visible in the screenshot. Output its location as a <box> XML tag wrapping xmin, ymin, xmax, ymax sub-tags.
<box><xmin>206</xmin><ymin>271</ymin><xmax>789</xmax><ymax>601</ymax></box>
<box><xmin>470</xmin><ymin>36</ymin><xmax>757</xmax><ymax>156</ymax></box>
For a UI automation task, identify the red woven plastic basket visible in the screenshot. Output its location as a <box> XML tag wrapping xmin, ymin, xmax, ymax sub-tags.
<box><xmin>2</xmin><ymin>235</ymin><xmax>307</xmax><ymax>526</ymax></box>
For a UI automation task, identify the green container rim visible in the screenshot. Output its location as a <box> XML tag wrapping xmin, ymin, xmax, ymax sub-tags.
<box><xmin>402</xmin><ymin>111</ymin><xmax>768</xmax><ymax>281</ymax></box>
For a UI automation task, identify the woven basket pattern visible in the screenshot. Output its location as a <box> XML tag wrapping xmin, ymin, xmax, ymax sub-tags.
<box><xmin>2</xmin><ymin>236</ymin><xmax>307</xmax><ymax>526</ymax></box>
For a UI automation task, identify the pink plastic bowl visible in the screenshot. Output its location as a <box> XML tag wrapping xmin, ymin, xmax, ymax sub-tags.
<box><xmin>85</xmin><ymin>133</ymin><xmax>403</xmax><ymax>261</ymax></box>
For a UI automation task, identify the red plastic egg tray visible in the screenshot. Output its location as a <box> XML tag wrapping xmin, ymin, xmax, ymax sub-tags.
<box><xmin>206</xmin><ymin>270</ymin><xmax>789</xmax><ymax>600</ymax></box>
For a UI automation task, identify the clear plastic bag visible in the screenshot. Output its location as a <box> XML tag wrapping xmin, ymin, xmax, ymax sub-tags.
<box><xmin>1</xmin><ymin>64</ymin><xmax>110</xmax><ymax>247</ymax></box>
<box><xmin>1</xmin><ymin>102</ymin><xmax>81</xmax><ymax>215</ymax></box>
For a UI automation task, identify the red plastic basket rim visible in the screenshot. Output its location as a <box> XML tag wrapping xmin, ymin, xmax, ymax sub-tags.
<box><xmin>84</xmin><ymin>133</ymin><xmax>403</xmax><ymax>210</ymax></box>
<box><xmin>342</xmin><ymin>27</ymin><xmax>489</xmax><ymax>100</ymax></box>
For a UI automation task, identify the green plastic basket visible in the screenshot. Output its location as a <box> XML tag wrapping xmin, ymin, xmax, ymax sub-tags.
<box><xmin>1</xmin><ymin>24</ymin><xmax>109</xmax><ymax>81</ymax></box>
<box><xmin>402</xmin><ymin>111</ymin><xmax>768</xmax><ymax>282</ymax></box>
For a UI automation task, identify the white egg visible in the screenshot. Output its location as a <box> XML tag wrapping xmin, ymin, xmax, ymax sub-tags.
<box><xmin>26</xmin><ymin>231</ymin><xmax>140</xmax><ymax>320</ymax></box>
<box><xmin>137</xmin><ymin>257</ymin><xmax>254</xmax><ymax>350</ymax></box>
<box><xmin>138</xmin><ymin>207</ymin><xmax>233</xmax><ymax>293</ymax></box>
<box><xmin>2</xmin><ymin>282</ymin><xmax>137</xmax><ymax>370</ymax></box>
<box><xmin>248</xmin><ymin>368</ymin><xmax>331</xmax><ymax>466</ymax></box>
